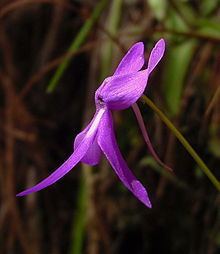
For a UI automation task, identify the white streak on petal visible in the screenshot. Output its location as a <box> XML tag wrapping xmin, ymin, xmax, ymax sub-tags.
<box><xmin>86</xmin><ymin>108</ymin><xmax>105</xmax><ymax>137</ymax></box>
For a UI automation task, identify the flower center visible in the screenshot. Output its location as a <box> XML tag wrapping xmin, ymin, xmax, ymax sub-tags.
<box><xmin>95</xmin><ymin>94</ymin><xmax>107</xmax><ymax>111</ymax></box>
<box><xmin>97</xmin><ymin>95</ymin><xmax>105</xmax><ymax>106</ymax></box>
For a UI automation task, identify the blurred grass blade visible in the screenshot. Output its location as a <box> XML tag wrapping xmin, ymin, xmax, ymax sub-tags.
<box><xmin>163</xmin><ymin>39</ymin><xmax>196</xmax><ymax>116</ymax></box>
<box><xmin>197</xmin><ymin>18</ymin><xmax>220</xmax><ymax>40</ymax></box>
<box><xmin>167</xmin><ymin>0</ymin><xmax>196</xmax><ymax>27</ymax></box>
<box><xmin>200</xmin><ymin>0</ymin><xmax>219</xmax><ymax>16</ymax></box>
<box><xmin>47</xmin><ymin>0</ymin><xmax>108</xmax><ymax>93</ymax></box>
<box><xmin>147</xmin><ymin>0</ymin><xmax>167</xmax><ymax>21</ymax></box>
<box><xmin>100</xmin><ymin>0</ymin><xmax>123</xmax><ymax>79</ymax></box>
<box><xmin>141</xmin><ymin>95</ymin><xmax>220</xmax><ymax>191</ymax></box>
<box><xmin>69</xmin><ymin>176</ymin><xmax>87</xmax><ymax>254</ymax></box>
<box><xmin>163</xmin><ymin>4</ymin><xmax>197</xmax><ymax>116</ymax></box>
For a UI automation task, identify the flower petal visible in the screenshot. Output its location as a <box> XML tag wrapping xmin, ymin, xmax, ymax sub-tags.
<box><xmin>113</xmin><ymin>42</ymin><xmax>145</xmax><ymax>76</ymax></box>
<box><xmin>97</xmin><ymin>110</ymin><xmax>151</xmax><ymax>207</ymax></box>
<box><xmin>74</xmin><ymin>126</ymin><xmax>102</xmax><ymax>166</ymax></box>
<box><xmin>96</xmin><ymin>69</ymin><xmax>149</xmax><ymax>110</ymax></box>
<box><xmin>17</xmin><ymin>109</ymin><xmax>105</xmax><ymax>196</ymax></box>
<box><xmin>95</xmin><ymin>40</ymin><xmax>165</xmax><ymax>111</ymax></box>
<box><xmin>17</xmin><ymin>141</ymin><xmax>90</xmax><ymax>196</ymax></box>
<box><xmin>148</xmin><ymin>39</ymin><xmax>165</xmax><ymax>74</ymax></box>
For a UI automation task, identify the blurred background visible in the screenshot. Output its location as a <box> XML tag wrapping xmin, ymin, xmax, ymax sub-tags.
<box><xmin>0</xmin><ymin>0</ymin><xmax>220</xmax><ymax>253</ymax></box>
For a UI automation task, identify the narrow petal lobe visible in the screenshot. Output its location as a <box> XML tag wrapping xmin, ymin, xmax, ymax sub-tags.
<box><xmin>148</xmin><ymin>39</ymin><xmax>165</xmax><ymax>74</ymax></box>
<box><xmin>17</xmin><ymin>139</ymin><xmax>92</xmax><ymax>196</ymax></box>
<box><xmin>17</xmin><ymin>109</ymin><xmax>105</xmax><ymax>196</ymax></box>
<box><xmin>113</xmin><ymin>42</ymin><xmax>145</xmax><ymax>76</ymax></box>
<box><xmin>97</xmin><ymin>110</ymin><xmax>152</xmax><ymax>207</ymax></box>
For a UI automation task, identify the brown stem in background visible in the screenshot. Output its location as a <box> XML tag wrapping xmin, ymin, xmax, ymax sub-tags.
<box><xmin>156</xmin><ymin>122</ymin><xmax>176</xmax><ymax>198</ymax></box>
<box><xmin>181</xmin><ymin>43</ymin><xmax>213</xmax><ymax>110</ymax></box>
<box><xmin>122</xmin><ymin>28</ymin><xmax>220</xmax><ymax>44</ymax></box>
<box><xmin>18</xmin><ymin>42</ymin><xmax>95</xmax><ymax>100</ymax></box>
<box><xmin>0</xmin><ymin>0</ymin><xmax>73</xmax><ymax>19</ymax></box>
<box><xmin>0</xmin><ymin>22</ymin><xmax>39</xmax><ymax>254</ymax></box>
<box><xmin>1</xmin><ymin>73</ymin><xmax>32</xmax><ymax>254</ymax></box>
<box><xmin>205</xmin><ymin>84</ymin><xmax>220</xmax><ymax>118</ymax></box>
<box><xmin>167</xmin><ymin>0</ymin><xmax>194</xmax><ymax>28</ymax></box>
<box><xmin>98</xmin><ymin>24</ymin><xmax>127</xmax><ymax>53</ymax></box>
<box><xmin>35</xmin><ymin>1</ymin><xmax>65</xmax><ymax>68</ymax></box>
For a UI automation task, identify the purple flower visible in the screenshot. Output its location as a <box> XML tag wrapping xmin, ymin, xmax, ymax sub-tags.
<box><xmin>17</xmin><ymin>39</ymin><xmax>165</xmax><ymax>207</ymax></box>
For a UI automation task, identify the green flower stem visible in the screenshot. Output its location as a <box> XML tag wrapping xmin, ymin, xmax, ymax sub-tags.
<box><xmin>47</xmin><ymin>0</ymin><xmax>108</xmax><ymax>93</ymax></box>
<box><xmin>141</xmin><ymin>95</ymin><xmax>220</xmax><ymax>191</ymax></box>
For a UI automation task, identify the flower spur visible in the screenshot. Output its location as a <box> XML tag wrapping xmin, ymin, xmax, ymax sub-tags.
<box><xmin>17</xmin><ymin>39</ymin><xmax>165</xmax><ymax>208</ymax></box>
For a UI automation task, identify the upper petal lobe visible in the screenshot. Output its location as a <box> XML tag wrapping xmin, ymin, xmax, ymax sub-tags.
<box><xmin>113</xmin><ymin>42</ymin><xmax>145</xmax><ymax>76</ymax></box>
<box><xmin>148</xmin><ymin>39</ymin><xmax>165</xmax><ymax>74</ymax></box>
<box><xmin>96</xmin><ymin>69</ymin><xmax>149</xmax><ymax>110</ymax></box>
<box><xmin>95</xmin><ymin>39</ymin><xmax>165</xmax><ymax>111</ymax></box>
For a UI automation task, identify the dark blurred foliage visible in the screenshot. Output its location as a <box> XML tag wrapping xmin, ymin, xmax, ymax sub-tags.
<box><xmin>0</xmin><ymin>0</ymin><xmax>220</xmax><ymax>254</ymax></box>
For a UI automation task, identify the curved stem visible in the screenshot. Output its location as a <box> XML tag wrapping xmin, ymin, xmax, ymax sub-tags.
<box><xmin>141</xmin><ymin>95</ymin><xmax>220</xmax><ymax>191</ymax></box>
<box><xmin>132</xmin><ymin>103</ymin><xmax>173</xmax><ymax>172</ymax></box>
